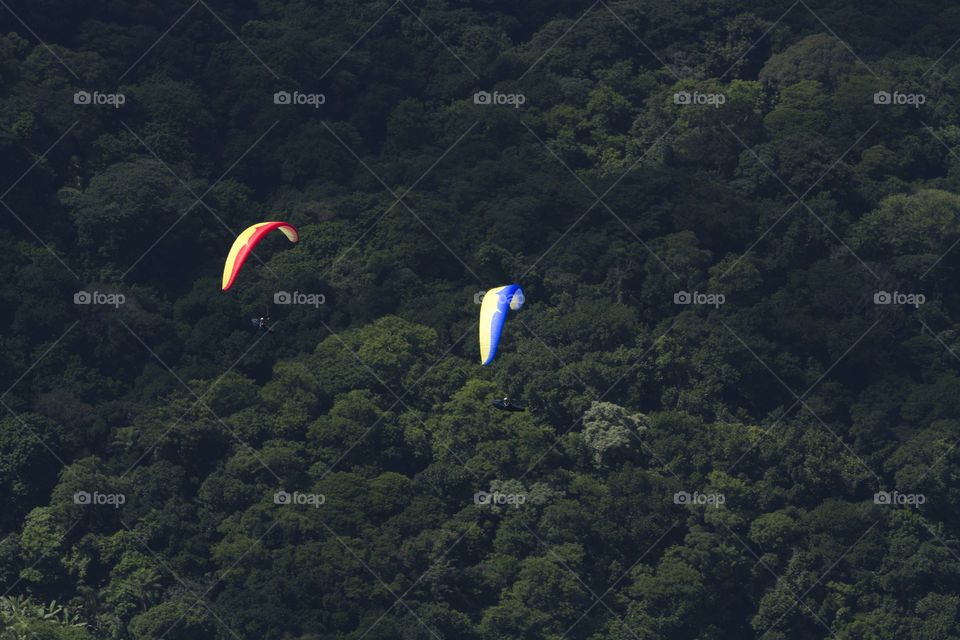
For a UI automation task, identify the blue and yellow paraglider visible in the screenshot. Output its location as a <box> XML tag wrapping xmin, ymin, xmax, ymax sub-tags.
<box><xmin>479</xmin><ymin>285</ymin><xmax>524</xmax><ymax>365</ymax></box>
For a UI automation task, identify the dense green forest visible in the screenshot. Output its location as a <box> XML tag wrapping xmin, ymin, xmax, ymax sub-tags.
<box><xmin>3</xmin><ymin>0</ymin><xmax>960</xmax><ymax>638</ymax></box>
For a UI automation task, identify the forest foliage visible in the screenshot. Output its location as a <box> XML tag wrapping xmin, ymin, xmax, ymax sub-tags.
<box><xmin>3</xmin><ymin>0</ymin><xmax>960</xmax><ymax>638</ymax></box>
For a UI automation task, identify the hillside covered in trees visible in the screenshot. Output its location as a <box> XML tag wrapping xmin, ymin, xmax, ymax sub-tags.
<box><xmin>3</xmin><ymin>1</ymin><xmax>960</xmax><ymax>638</ymax></box>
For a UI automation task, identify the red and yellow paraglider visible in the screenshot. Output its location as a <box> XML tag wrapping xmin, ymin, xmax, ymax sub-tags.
<box><xmin>221</xmin><ymin>221</ymin><xmax>298</xmax><ymax>290</ymax></box>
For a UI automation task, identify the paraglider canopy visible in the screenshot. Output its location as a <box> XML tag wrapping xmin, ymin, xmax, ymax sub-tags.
<box><xmin>222</xmin><ymin>221</ymin><xmax>298</xmax><ymax>290</ymax></box>
<box><xmin>479</xmin><ymin>285</ymin><xmax>524</xmax><ymax>365</ymax></box>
